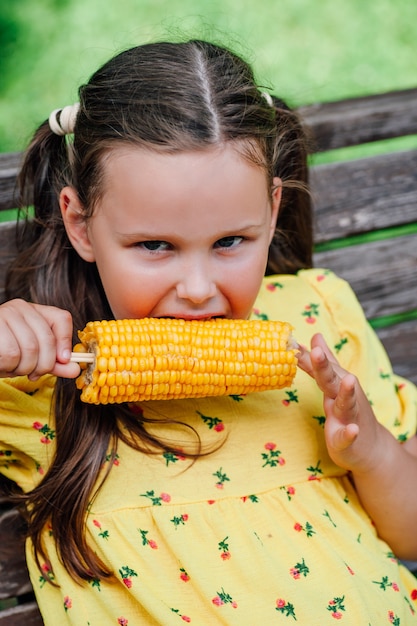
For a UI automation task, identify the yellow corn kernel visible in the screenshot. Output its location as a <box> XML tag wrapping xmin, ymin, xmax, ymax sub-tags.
<box><xmin>74</xmin><ymin>318</ymin><xmax>298</xmax><ymax>404</ymax></box>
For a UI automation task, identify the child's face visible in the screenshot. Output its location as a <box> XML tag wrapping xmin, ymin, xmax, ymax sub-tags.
<box><xmin>61</xmin><ymin>143</ymin><xmax>281</xmax><ymax>321</ymax></box>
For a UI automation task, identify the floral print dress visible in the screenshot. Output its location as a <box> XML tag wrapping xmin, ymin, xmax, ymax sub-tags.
<box><xmin>1</xmin><ymin>269</ymin><xmax>417</xmax><ymax>625</ymax></box>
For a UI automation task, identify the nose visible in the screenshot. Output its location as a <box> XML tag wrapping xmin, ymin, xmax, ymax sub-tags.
<box><xmin>176</xmin><ymin>261</ymin><xmax>217</xmax><ymax>304</ymax></box>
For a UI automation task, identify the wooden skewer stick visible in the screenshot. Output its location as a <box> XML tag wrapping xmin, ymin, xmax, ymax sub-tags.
<box><xmin>70</xmin><ymin>352</ymin><xmax>95</xmax><ymax>364</ymax></box>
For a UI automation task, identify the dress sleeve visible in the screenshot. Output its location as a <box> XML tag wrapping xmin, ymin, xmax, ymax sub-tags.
<box><xmin>303</xmin><ymin>268</ymin><xmax>417</xmax><ymax>441</ymax></box>
<box><xmin>0</xmin><ymin>374</ymin><xmax>56</xmax><ymax>492</ymax></box>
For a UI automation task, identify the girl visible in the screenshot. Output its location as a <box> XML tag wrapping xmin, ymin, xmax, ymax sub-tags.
<box><xmin>1</xmin><ymin>39</ymin><xmax>417</xmax><ymax>625</ymax></box>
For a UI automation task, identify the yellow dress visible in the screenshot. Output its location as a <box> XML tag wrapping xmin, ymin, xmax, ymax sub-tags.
<box><xmin>1</xmin><ymin>269</ymin><xmax>417</xmax><ymax>625</ymax></box>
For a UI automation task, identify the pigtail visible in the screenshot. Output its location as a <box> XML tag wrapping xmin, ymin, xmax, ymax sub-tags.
<box><xmin>6</xmin><ymin>119</ymin><xmax>111</xmax><ymax>334</ymax></box>
<box><xmin>266</xmin><ymin>99</ymin><xmax>313</xmax><ymax>275</ymax></box>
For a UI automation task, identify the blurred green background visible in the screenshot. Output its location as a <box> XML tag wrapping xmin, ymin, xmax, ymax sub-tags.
<box><xmin>0</xmin><ymin>0</ymin><xmax>417</xmax><ymax>154</ymax></box>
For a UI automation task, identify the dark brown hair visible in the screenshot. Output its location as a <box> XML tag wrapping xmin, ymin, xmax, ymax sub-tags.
<box><xmin>6</xmin><ymin>39</ymin><xmax>312</xmax><ymax>582</ymax></box>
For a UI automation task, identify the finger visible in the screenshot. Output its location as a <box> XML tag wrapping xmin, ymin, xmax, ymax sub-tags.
<box><xmin>295</xmin><ymin>343</ymin><xmax>314</xmax><ymax>376</ymax></box>
<box><xmin>309</xmin><ymin>345</ymin><xmax>341</xmax><ymax>398</ymax></box>
<box><xmin>310</xmin><ymin>333</ymin><xmax>339</xmax><ymax>365</ymax></box>
<box><xmin>328</xmin><ymin>422</ymin><xmax>360</xmax><ymax>453</ymax></box>
<box><xmin>0</xmin><ymin>314</ymin><xmax>44</xmax><ymax>376</ymax></box>
<box><xmin>32</xmin><ymin>304</ymin><xmax>74</xmax><ymax>364</ymax></box>
<box><xmin>51</xmin><ymin>361</ymin><xmax>81</xmax><ymax>379</ymax></box>
<box><xmin>332</xmin><ymin>374</ymin><xmax>359</xmax><ymax>422</ymax></box>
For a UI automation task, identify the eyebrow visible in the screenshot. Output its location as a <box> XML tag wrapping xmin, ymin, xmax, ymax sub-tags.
<box><xmin>116</xmin><ymin>222</ymin><xmax>267</xmax><ymax>242</ymax></box>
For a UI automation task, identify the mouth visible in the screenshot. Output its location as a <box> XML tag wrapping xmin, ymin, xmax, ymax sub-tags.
<box><xmin>157</xmin><ymin>315</ymin><xmax>226</xmax><ymax>321</ymax></box>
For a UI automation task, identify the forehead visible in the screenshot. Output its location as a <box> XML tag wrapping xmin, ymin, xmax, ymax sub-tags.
<box><xmin>98</xmin><ymin>142</ymin><xmax>269</xmax><ymax>201</ymax></box>
<box><xmin>93</xmin><ymin>144</ymin><xmax>272</xmax><ymax>233</ymax></box>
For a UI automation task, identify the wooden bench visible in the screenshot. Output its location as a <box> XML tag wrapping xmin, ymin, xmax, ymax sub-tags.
<box><xmin>1</xmin><ymin>87</ymin><xmax>417</xmax><ymax>624</ymax></box>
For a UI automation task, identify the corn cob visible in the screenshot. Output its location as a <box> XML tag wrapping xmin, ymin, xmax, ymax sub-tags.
<box><xmin>73</xmin><ymin>318</ymin><xmax>298</xmax><ymax>404</ymax></box>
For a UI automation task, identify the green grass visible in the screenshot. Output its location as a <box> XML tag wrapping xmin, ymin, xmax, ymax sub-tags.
<box><xmin>0</xmin><ymin>0</ymin><xmax>417</xmax><ymax>152</ymax></box>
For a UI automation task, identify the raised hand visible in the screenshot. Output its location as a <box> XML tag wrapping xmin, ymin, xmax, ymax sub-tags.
<box><xmin>0</xmin><ymin>299</ymin><xmax>80</xmax><ymax>380</ymax></box>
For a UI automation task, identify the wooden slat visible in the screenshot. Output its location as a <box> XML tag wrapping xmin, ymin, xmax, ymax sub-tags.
<box><xmin>0</xmin><ymin>602</ymin><xmax>44</xmax><ymax>626</ymax></box>
<box><xmin>311</xmin><ymin>149</ymin><xmax>417</xmax><ymax>242</ymax></box>
<box><xmin>0</xmin><ymin>508</ymin><xmax>32</xmax><ymax>600</ymax></box>
<box><xmin>300</xmin><ymin>88</ymin><xmax>417</xmax><ymax>152</ymax></box>
<box><xmin>377</xmin><ymin>319</ymin><xmax>417</xmax><ymax>385</ymax></box>
<box><xmin>0</xmin><ymin>221</ymin><xmax>18</xmax><ymax>304</ymax></box>
<box><xmin>0</xmin><ymin>153</ymin><xmax>21</xmax><ymax>212</ymax></box>
<box><xmin>314</xmin><ymin>233</ymin><xmax>417</xmax><ymax>319</ymax></box>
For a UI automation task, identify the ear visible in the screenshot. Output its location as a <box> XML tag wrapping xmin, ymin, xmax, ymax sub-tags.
<box><xmin>59</xmin><ymin>187</ymin><xmax>96</xmax><ymax>262</ymax></box>
<box><xmin>269</xmin><ymin>177</ymin><xmax>282</xmax><ymax>244</ymax></box>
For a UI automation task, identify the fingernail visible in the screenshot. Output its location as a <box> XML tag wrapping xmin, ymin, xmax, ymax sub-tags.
<box><xmin>62</xmin><ymin>349</ymin><xmax>71</xmax><ymax>361</ymax></box>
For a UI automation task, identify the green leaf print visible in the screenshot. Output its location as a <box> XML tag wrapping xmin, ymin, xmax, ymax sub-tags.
<box><xmin>212</xmin><ymin>587</ymin><xmax>238</xmax><ymax>608</ymax></box>
<box><xmin>326</xmin><ymin>596</ymin><xmax>346</xmax><ymax>618</ymax></box>
<box><xmin>88</xmin><ymin>577</ymin><xmax>101</xmax><ymax>591</ymax></box>
<box><xmin>312</xmin><ymin>415</ymin><xmax>326</xmax><ymax>427</ymax></box>
<box><xmin>306</xmin><ymin>460</ymin><xmax>323</xmax><ymax>480</ymax></box>
<box><xmin>163</xmin><ymin>451</ymin><xmax>186</xmax><ymax>466</ymax></box>
<box><xmin>213</xmin><ymin>467</ymin><xmax>230</xmax><ymax>488</ymax></box>
<box><xmin>32</xmin><ymin>421</ymin><xmax>55</xmax><ymax>443</ymax></box>
<box><xmin>170</xmin><ymin>513</ymin><xmax>189</xmax><ymax>528</ymax></box>
<box><xmin>261</xmin><ymin>442</ymin><xmax>285</xmax><ymax>467</ymax></box>
<box><xmin>388</xmin><ymin>613</ymin><xmax>401</xmax><ymax>626</ymax></box>
<box><xmin>290</xmin><ymin>558</ymin><xmax>309</xmax><ymax>579</ymax></box>
<box><xmin>302</xmin><ymin>303</ymin><xmax>320</xmax><ymax>324</ymax></box>
<box><xmin>119</xmin><ymin>565</ymin><xmax>138</xmax><ymax>588</ymax></box>
<box><xmin>322</xmin><ymin>510</ymin><xmax>337</xmax><ymax>528</ymax></box>
<box><xmin>334</xmin><ymin>337</ymin><xmax>348</xmax><ymax>353</ymax></box>
<box><xmin>275</xmin><ymin>598</ymin><xmax>297</xmax><ymax>619</ymax></box>
<box><xmin>372</xmin><ymin>576</ymin><xmax>399</xmax><ymax>592</ymax></box>
<box><xmin>197</xmin><ymin>410</ymin><xmax>224</xmax><ymax>432</ymax></box>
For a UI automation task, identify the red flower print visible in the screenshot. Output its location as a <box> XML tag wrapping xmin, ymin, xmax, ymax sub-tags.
<box><xmin>316</xmin><ymin>274</ymin><xmax>326</xmax><ymax>282</ymax></box>
<box><xmin>281</xmin><ymin>485</ymin><xmax>295</xmax><ymax>500</ymax></box>
<box><xmin>289</xmin><ymin>558</ymin><xmax>310</xmax><ymax>579</ymax></box>
<box><xmin>182</xmin><ymin>617</ymin><xmax>191</xmax><ymax>622</ymax></box>
<box><xmin>197</xmin><ymin>410</ymin><xmax>224</xmax><ymax>432</ymax></box>
<box><xmin>275</xmin><ymin>599</ymin><xmax>296</xmax><ymax>619</ymax></box>
<box><xmin>261</xmin><ymin>443</ymin><xmax>285</xmax><ymax>468</ymax></box>
<box><xmin>326</xmin><ymin>596</ymin><xmax>346</xmax><ymax>619</ymax></box>
<box><xmin>32</xmin><ymin>422</ymin><xmax>55</xmax><ymax>443</ymax></box>
<box><xmin>302</xmin><ymin>303</ymin><xmax>319</xmax><ymax>324</ymax></box>
<box><xmin>207</xmin><ymin>500</ymin><xmax>216</xmax><ymax>505</ymax></box>
<box><xmin>119</xmin><ymin>565</ymin><xmax>138</xmax><ymax>588</ymax></box>
<box><xmin>63</xmin><ymin>596</ymin><xmax>72</xmax><ymax>611</ymax></box>
<box><xmin>180</xmin><ymin>568</ymin><xmax>190</xmax><ymax>582</ymax></box>
<box><xmin>388</xmin><ymin>611</ymin><xmax>401</xmax><ymax>625</ymax></box>
<box><xmin>118</xmin><ymin>618</ymin><xmax>128</xmax><ymax>626</ymax></box>
<box><xmin>293</xmin><ymin>521</ymin><xmax>315</xmax><ymax>537</ymax></box>
<box><xmin>93</xmin><ymin>519</ymin><xmax>101</xmax><ymax>528</ymax></box>
<box><xmin>160</xmin><ymin>492</ymin><xmax>171</xmax><ymax>503</ymax></box>
<box><xmin>411</xmin><ymin>589</ymin><xmax>417</xmax><ymax>600</ymax></box>
<box><xmin>212</xmin><ymin>588</ymin><xmax>237</xmax><ymax>608</ymax></box>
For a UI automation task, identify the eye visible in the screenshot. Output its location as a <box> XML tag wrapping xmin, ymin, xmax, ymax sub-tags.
<box><xmin>215</xmin><ymin>236</ymin><xmax>243</xmax><ymax>249</ymax></box>
<box><xmin>139</xmin><ymin>240</ymin><xmax>171</xmax><ymax>252</ymax></box>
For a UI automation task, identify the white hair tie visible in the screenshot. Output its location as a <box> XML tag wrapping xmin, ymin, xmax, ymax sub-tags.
<box><xmin>261</xmin><ymin>92</ymin><xmax>274</xmax><ymax>108</ymax></box>
<box><xmin>49</xmin><ymin>103</ymin><xmax>80</xmax><ymax>136</ymax></box>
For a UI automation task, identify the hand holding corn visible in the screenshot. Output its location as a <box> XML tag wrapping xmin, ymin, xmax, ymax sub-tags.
<box><xmin>73</xmin><ymin>318</ymin><xmax>298</xmax><ymax>404</ymax></box>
